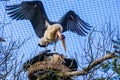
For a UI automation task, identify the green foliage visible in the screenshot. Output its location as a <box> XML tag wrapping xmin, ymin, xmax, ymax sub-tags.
<box><xmin>94</xmin><ymin>77</ymin><xmax>105</xmax><ymax>80</ymax></box>
<box><xmin>111</xmin><ymin>37</ymin><xmax>120</xmax><ymax>75</ymax></box>
<box><xmin>100</xmin><ymin>61</ymin><xmax>110</xmax><ymax>73</ymax></box>
<box><xmin>99</xmin><ymin>36</ymin><xmax>120</xmax><ymax>78</ymax></box>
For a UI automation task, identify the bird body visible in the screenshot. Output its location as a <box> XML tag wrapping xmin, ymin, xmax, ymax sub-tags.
<box><xmin>6</xmin><ymin>1</ymin><xmax>91</xmax><ymax>51</ymax></box>
<box><xmin>39</xmin><ymin>23</ymin><xmax>65</xmax><ymax>51</ymax></box>
<box><xmin>42</xmin><ymin>23</ymin><xmax>63</xmax><ymax>43</ymax></box>
<box><xmin>23</xmin><ymin>50</ymin><xmax>78</xmax><ymax>71</ymax></box>
<box><xmin>44</xmin><ymin>53</ymin><xmax>65</xmax><ymax>64</ymax></box>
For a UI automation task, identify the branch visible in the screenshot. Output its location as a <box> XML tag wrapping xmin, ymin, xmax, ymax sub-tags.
<box><xmin>66</xmin><ymin>53</ymin><xmax>115</xmax><ymax>76</ymax></box>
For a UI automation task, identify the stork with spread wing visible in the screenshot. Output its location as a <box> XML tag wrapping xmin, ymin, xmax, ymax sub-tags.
<box><xmin>6</xmin><ymin>1</ymin><xmax>91</xmax><ymax>51</ymax></box>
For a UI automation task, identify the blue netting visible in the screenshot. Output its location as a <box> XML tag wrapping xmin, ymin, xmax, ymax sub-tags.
<box><xmin>0</xmin><ymin>0</ymin><xmax>120</xmax><ymax>79</ymax></box>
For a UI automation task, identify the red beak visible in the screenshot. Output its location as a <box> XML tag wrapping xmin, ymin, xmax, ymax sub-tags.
<box><xmin>56</xmin><ymin>31</ymin><xmax>66</xmax><ymax>52</ymax></box>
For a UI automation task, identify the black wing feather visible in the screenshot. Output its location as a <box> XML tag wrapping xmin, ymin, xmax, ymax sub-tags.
<box><xmin>59</xmin><ymin>10</ymin><xmax>91</xmax><ymax>36</ymax></box>
<box><xmin>23</xmin><ymin>50</ymin><xmax>51</xmax><ymax>71</ymax></box>
<box><xmin>6</xmin><ymin>1</ymin><xmax>49</xmax><ymax>38</ymax></box>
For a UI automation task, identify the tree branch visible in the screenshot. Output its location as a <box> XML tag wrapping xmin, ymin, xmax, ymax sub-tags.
<box><xmin>66</xmin><ymin>53</ymin><xmax>115</xmax><ymax>76</ymax></box>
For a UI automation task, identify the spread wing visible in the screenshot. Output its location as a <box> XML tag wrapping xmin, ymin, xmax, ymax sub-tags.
<box><xmin>23</xmin><ymin>50</ymin><xmax>51</xmax><ymax>71</ymax></box>
<box><xmin>59</xmin><ymin>10</ymin><xmax>91</xmax><ymax>36</ymax></box>
<box><xmin>6</xmin><ymin>1</ymin><xmax>49</xmax><ymax>38</ymax></box>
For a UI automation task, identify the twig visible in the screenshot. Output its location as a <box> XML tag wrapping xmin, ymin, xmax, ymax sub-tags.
<box><xmin>66</xmin><ymin>53</ymin><xmax>115</xmax><ymax>76</ymax></box>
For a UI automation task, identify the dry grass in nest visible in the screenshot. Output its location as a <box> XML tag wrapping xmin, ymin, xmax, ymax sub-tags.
<box><xmin>28</xmin><ymin>61</ymin><xmax>72</xmax><ymax>80</ymax></box>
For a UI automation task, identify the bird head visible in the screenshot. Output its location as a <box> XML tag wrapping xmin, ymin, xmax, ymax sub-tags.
<box><xmin>52</xmin><ymin>23</ymin><xmax>63</xmax><ymax>32</ymax></box>
<box><xmin>42</xmin><ymin>22</ymin><xmax>66</xmax><ymax>51</ymax></box>
<box><xmin>52</xmin><ymin>53</ymin><xmax>65</xmax><ymax>64</ymax></box>
<box><xmin>52</xmin><ymin>24</ymin><xmax>66</xmax><ymax>52</ymax></box>
<box><xmin>46</xmin><ymin>23</ymin><xmax>66</xmax><ymax>51</ymax></box>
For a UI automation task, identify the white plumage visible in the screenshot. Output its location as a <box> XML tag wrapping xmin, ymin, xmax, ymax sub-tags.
<box><xmin>6</xmin><ymin>1</ymin><xmax>91</xmax><ymax>52</ymax></box>
<box><xmin>39</xmin><ymin>23</ymin><xmax>66</xmax><ymax>51</ymax></box>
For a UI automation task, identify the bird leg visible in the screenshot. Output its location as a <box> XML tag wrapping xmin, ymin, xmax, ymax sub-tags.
<box><xmin>45</xmin><ymin>43</ymin><xmax>48</xmax><ymax>50</ymax></box>
<box><xmin>54</xmin><ymin>41</ymin><xmax>57</xmax><ymax>51</ymax></box>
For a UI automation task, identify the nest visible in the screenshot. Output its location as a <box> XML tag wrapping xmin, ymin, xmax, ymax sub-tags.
<box><xmin>28</xmin><ymin>61</ymin><xmax>72</xmax><ymax>80</ymax></box>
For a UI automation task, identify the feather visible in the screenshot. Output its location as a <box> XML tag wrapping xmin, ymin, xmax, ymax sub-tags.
<box><xmin>6</xmin><ymin>1</ymin><xmax>49</xmax><ymax>38</ymax></box>
<box><xmin>59</xmin><ymin>10</ymin><xmax>91</xmax><ymax>36</ymax></box>
<box><xmin>6</xmin><ymin>1</ymin><xmax>91</xmax><ymax>51</ymax></box>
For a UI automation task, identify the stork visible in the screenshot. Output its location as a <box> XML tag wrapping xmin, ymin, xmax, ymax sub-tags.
<box><xmin>6</xmin><ymin>1</ymin><xmax>91</xmax><ymax>51</ymax></box>
<box><xmin>23</xmin><ymin>50</ymin><xmax>78</xmax><ymax>71</ymax></box>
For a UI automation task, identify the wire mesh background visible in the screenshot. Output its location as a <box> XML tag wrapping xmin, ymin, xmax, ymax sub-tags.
<box><xmin>0</xmin><ymin>0</ymin><xmax>120</xmax><ymax>79</ymax></box>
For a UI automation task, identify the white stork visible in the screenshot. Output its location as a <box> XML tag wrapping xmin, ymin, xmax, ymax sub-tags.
<box><xmin>6</xmin><ymin>1</ymin><xmax>91</xmax><ymax>51</ymax></box>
